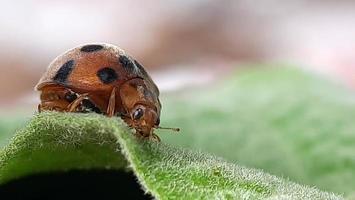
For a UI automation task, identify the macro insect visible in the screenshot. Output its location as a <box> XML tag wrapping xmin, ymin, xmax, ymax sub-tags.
<box><xmin>35</xmin><ymin>43</ymin><xmax>179</xmax><ymax>141</ymax></box>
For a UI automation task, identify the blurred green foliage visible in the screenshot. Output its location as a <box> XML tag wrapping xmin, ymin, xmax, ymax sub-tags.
<box><xmin>159</xmin><ymin>67</ymin><xmax>355</xmax><ymax>196</ymax></box>
<box><xmin>0</xmin><ymin>116</ymin><xmax>27</xmax><ymax>148</ymax></box>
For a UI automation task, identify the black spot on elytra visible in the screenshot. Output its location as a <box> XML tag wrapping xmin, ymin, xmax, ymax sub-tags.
<box><xmin>119</xmin><ymin>55</ymin><xmax>135</xmax><ymax>72</ymax></box>
<box><xmin>97</xmin><ymin>67</ymin><xmax>118</xmax><ymax>84</ymax></box>
<box><xmin>80</xmin><ymin>44</ymin><xmax>104</xmax><ymax>52</ymax></box>
<box><xmin>134</xmin><ymin>60</ymin><xmax>149</xmax><ymax>77</ymax></box>
<box><xmin>53</xmin><ymin>60</ymin><xmax>75</xmax><ymax>83</ymax></box>
<box><xmin>134</xmin><ymin>59</ymin><xmax>160</xmax><ymax>94</ymax></box>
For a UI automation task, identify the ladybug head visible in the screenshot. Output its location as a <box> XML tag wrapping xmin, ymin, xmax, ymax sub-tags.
<box><xmin>130</xmin><ymin>104</ymin><xmax>160</xmax><ymax>136</ymax></box>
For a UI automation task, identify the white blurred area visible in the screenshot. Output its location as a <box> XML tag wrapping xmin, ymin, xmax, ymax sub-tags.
<box><xmin>0</xmin><ymin>0</ymin><xmax>354</xmax><ymax>111</ymax></box>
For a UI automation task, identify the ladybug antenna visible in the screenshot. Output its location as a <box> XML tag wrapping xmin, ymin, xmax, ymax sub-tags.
<box><xmin>156</xmin><ymin>126</ymin><xmax>180</xmax><ymax>132</ymax></box>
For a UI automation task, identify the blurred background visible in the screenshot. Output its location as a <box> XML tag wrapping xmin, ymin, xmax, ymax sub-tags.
<box><xmin>1</xmin><ymin>0</ymin><xmax>355</xmax><ymax>197</ymax></box>
<box><xmin>0</xmin><ymin>0</ymin><xmax>354</xmax><ymax>112</ymax></box>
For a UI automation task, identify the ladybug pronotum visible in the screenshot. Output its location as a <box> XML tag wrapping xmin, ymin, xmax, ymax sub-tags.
<box><xmin>35</xmin><ymin>43</ymin><xmax>179</xmax><ymax>141</ymax></box>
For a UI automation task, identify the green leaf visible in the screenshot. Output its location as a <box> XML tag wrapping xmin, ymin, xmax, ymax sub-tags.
<box><xmin>159</xmin><ymin>67</ymin><xmax>355</xmax><ymax>197</ymax></box>
<box><xmin>0</xmin><ymin>112</ymin><xmax>341</xmax><ymax>199</ymax></box>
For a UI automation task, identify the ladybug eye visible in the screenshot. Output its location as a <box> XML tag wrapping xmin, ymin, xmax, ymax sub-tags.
<box><xmin>133</xmin><ymin>108</ymin><xmax>144</xmax><ymax>120</ymax></box>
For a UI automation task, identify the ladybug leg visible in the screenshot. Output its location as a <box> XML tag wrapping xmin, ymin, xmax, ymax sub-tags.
<box><xmin>39</xmin><ymin>100</ymin><xmax>71</xmax><ymax>112</ymax></box>
<box><xmin>151</xmin><ymin>133</ymin><xmax>161</xmax><ymax>142</ymax></box>
<box><xmin>106</xmin><ymin>87</ymin><xmax>117</xmax><ymax>117</ymax></box>
<box><xmin>67</xmin><ymin>93</ymin><xmax>89</xmax><ymax>112</ymax></box>
<box><xmin>38</xmin><ymin>104</ymin><xmax>42</xmax><ymax>113</ymax></box>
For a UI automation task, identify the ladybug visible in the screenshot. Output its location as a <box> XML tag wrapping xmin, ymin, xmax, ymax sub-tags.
<box><xmin>35</xmin><ymin>43</ymin><xmax>179</xmax><ymax>141</ymax></box>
